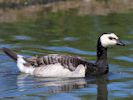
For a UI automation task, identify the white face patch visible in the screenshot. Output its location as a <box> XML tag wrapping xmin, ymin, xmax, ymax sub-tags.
<box><xmin>100</xmin><ymin>33</ymin><xmax>119</xmax><ymax>47</ymax></box>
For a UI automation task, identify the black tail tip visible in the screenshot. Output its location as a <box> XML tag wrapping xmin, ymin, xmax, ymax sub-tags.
<box><xmin>2</xmin><ymin>47</ymin><xmax>17</xmax><ymax>61</ymax></box>
<box><xmin>3</xmin><ymin>47</ymin><xmax>9</xmax><ymax>51</ymax></box>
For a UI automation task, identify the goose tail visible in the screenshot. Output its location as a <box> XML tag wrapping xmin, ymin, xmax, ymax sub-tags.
<box><xmin>3</xmin><ymin>47</ymin><xmax>18</xmax><ymax>61</ymax></box>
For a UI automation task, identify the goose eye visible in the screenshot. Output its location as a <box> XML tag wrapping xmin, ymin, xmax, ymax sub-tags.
<box><xmin>109</xmin><ymin>37</ymin><xmax>113</xmax><ymax>40</ymax></box>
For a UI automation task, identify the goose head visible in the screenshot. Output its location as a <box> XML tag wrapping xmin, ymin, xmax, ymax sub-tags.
<box><xmin>100</xmin><ymin>32</ymin><xmax>125</xmax><ymax>48</ymax></box>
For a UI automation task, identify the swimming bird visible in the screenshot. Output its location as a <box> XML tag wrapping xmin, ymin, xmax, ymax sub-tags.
<box><xmin>3</xmin><ymin>32</ymin><xmax>125</xmax><ymax>77</ymax></box>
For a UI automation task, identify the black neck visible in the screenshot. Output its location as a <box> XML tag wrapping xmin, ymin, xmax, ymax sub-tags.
<box><xmin>97</xmin><ymin>41</ymin><xmax>107</xmax><ymax>60</ymax></box>
<box><xmin>94</xmin><ymin>38</ymin><xmax>108</xmax><ymax>74</ymax></box>
<box><xmin>85</xmin><ymin>38</ymin><xmax>109</xmax><ymax>76</ymax></box>
<box><xmin>96</xmin><ymin>38</ymin><xmax>108</xmax><ymax>64</ymax></box>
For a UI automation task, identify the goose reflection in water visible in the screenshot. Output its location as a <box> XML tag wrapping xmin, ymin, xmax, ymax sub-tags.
<box><xmin>17</xmin><ymin>75</ymin><xmax>108</xmax><ymax>100</ymax></box>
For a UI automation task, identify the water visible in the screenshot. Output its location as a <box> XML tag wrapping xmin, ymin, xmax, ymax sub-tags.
<box><xmin>0</xmin><ymin>0</ymin><xmax>133</xmax><ymax>100</ymax></box>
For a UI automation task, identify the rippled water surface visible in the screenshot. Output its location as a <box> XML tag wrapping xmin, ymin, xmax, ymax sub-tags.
<box><xmin>0</xmin><ymin>1</ymin><xmax>133</xmax><ymax>100</ymax></box>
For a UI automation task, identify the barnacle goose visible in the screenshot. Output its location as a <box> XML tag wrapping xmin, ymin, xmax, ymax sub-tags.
<box><xmin>3</xmin><ymin>32</ymin><xmax>125</xmax><ymax>77</ymax></box>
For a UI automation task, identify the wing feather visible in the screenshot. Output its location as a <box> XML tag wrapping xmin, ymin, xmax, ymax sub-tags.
<box><xmin>26</xmin><ymin>54</ymin><xmax>89</xmax><ymax>71</ymax></box>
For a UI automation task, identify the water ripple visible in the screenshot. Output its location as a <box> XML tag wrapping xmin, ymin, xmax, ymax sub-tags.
<box><xmin>43</xmin><ymin>46</ymin><xmax>96</xmax><ymax>56</ymax></box>
<box><xmin>50</xmin><ymin>37</ymin><xmax>78</xmax><ymax>42</ymax></box>
<box><xmin>115</xmin><ymin>56</ymin><xmax>133</xmax><ymax>62</ymax></box>
<box><xmin>12</xmin><ymin>35</ymin><xmax>32</xmax><ymax>41</ymax></box>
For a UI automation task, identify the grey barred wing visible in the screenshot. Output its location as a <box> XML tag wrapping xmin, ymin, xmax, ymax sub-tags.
<box><xmin>26</xmin><ymin>54</ymin><xmax>88</xmax><ymax>71</ymax></box>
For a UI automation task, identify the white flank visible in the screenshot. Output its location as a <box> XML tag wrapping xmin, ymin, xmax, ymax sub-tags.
<box><xmin>34</xmin><ymin>63</ymin><xmax>86</xmax><ymax>77</ymax></box>
<box><xmin>17</xmin><ymin>55</ymin><xmax>35</xmax><ymax>74</ymax></box>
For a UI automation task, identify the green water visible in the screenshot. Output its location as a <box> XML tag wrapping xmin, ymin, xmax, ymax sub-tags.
<box><xmin>0</xmin><ymin>6</ymin><xmax>133</xmax><ymax>100</ymax></box>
